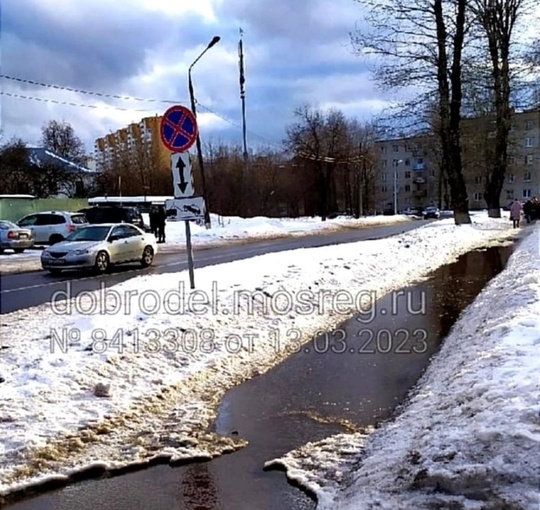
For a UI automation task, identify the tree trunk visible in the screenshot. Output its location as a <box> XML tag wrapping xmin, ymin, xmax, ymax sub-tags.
<box><xmin>434</xmin><ymin>0</ymin><xmax>471</xmax><ymax>225</ymax></box>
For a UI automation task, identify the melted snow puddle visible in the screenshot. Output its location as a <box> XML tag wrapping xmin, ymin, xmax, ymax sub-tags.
<box><xmin>5</xmin><ymin>244</ymin><xmax>514</xmax><ymax>510</ymax></box>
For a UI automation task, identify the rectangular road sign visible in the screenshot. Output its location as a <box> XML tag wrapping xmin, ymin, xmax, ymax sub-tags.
<box><xmin>165</xmin><ymin>196</ymin><xmax>205</xmax><ymax>221</ymax></box>
<box><xmin>171</xmin><ymin>152</ymin><xmax>194</xmax><ymax>198</ymax></box>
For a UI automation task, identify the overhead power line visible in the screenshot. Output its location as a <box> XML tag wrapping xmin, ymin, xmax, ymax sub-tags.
<box><xmin>0</xmin><ymin>91</ymin><xmax>159</xmax><ymax>112</ymax></box>
<box><xmin>0</xmin><ymin>74</ymin><xmax>185</xmax><ymax>104</ymax></box>
<box><xmin>1</xmin><ymin>74</ymin><xmax>284</xmax><ymax>148</ymax></box>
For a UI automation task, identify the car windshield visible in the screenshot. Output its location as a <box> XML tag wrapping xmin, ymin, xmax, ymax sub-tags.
<box><xmin>0</xmin><ymin>220</ymin><xmax>17</xmax><ymax>229</ymax></box>
<box><xmin>66</xmin><ymin>226</ymin><xmax>111</xmax><ymax>242</ymax></box>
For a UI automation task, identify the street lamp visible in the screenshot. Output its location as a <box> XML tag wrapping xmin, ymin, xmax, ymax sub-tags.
<box><xmin>394</xmin><ymin>159</ymin><xmax>403</xmax><ymax>214</ymax></box>
<box><xmin>188</xmin><ymin>35</ymin><xmax>220</xmax><ymax>229</ymax></box>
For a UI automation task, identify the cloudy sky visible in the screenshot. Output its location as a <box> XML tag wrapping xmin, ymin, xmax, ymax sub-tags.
<box><xmin>0</xmin><ymin>0</ymin><xmax>391</xmax><ymax>156</ymax></box>
<box><xmin>1</xmin><ymin>0</ymin><xmax>538</xmax><ymax>158</ymax></box>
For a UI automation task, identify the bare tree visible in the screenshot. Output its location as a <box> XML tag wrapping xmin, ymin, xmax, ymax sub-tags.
<box><xmin>285</xmin><ymin>105</ymin><xmax>350</xmax><ymax>219</ymax></box>
<box><xmin>351</xmin><ymin>0</ymin><xmax>471</xmax><ymax>224</ymax></box>
<box><xmin>41</xmin><ymin>120</ymin><xmax>87</xmax><ymax>165</ymax></box>
<box><xmin>469</xmin><ymin>0</ymin><xmax>533</xmax><ymax>217</ymax></box>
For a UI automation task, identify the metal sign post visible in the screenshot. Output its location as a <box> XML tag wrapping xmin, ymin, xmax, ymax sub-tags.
<box><xmin>185</xmin><ymin>220</ymin><xmax>195</xmax><ymax>289</ymax></box>
<box><xmin>160</xmin><ymin>105</ymin><xmax>200</xmax><ymax>288</ymax></box>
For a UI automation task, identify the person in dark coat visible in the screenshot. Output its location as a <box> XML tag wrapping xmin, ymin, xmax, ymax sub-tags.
<box><xmin>523</xmin><ymin>199</ymin><xmax>533</xmax><ymax>224</ymax></box>
<box><xmin>149</xmin><ymin>206</ymin><xmax>158</xmax><ymax>237</ymax></box>
<box><xmin>531</xmin><ymin>197</ymin><xmax>539</xmax><ymax>222</ymax></box>
<box><xmin>156</xmin><ymin>205</ymin><xmax>166</xmax><ymax>243</ymax></box>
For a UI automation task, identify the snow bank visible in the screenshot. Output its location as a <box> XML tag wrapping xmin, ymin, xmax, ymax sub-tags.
<box><xmin>156</xmin><ymin>212</ymin><xmax>413</xmax><ymax>249</ymax></box>
<box><xmin>268</xmin><ymin>226</ymin><xmax>540</xmax><ymax>509</ymax></box>
<box><xmin>0</xmin><ymin>213</ymin><xmax>517</xmax><ymax>498</ymax></box>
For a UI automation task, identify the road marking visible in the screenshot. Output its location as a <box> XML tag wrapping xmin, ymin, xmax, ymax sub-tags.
<box><xmin>0</xmin><ymin>268</ymin><xmax>146</xmax><ymax>294</ymax></box>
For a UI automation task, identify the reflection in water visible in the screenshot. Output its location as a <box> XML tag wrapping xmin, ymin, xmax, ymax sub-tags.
<box><xmin>6</xmin><ymin>245</ymin><xmax>513</xmax><ymax>510</ymax></box>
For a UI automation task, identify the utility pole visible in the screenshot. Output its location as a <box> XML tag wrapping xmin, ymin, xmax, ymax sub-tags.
<box><xmin>239</xmin><ymin>28</ymin><xmax>248</xmax><ymax>170</ymax></box>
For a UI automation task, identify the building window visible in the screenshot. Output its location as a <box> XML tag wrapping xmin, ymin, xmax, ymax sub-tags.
<box><xmin>405</xmin><ymin>184</ymin><xmax>411</xmax><ymax>192</ymax></box>
<box><xmin>506</xmin><ymin>189</ymin><xmax>514</xmax><ymax>200</ymax></box>
<box><xmin>405</xmin><ymin>159</ymin><xmax>410</xmax><ymax>166</ymax></box>
<box><xmin>525</xmin><ymin>137</ymin><xmax>533</xmax><ymax>147</ymax></box>
<box><xmin>524</xmin><ymin>172</ymin><xmax>531</xmax><ymax>182</ymax></box>
<box><xmin>508</xmin><ymin>155</ymin><xmax>515</xmax><ymax>165</ymax></box>
<box><xmin>526</xmin><ymin>120</ymin><xmax>534</xmax><ymax>130</ymax></box>
<box><xmin>475</xmin><ymin>176</ymin><xmax>482</xmax><ymax>184</ymax></box>
<box><xmin>508</xmin><ymin>174</ymin><xmax>514</xmax><ymax>183</ymax></box>
<box><xmin>381</xmin><ymin>186</ymin><xmax>388</xmax><ymax>193</ymax></box>
<box><xmin>381</xmin><ymin>173</ymin><xmax>387</xmax><ymax>182</ymax></box>
<box><xmin>382</xmin><ymin>160</ymin><xmax>388</xmax><ymax>168</ymax></box>
<box><xmin>526</xmin><ymin>155</ymin><xmax>533</xmax><ymax>165</ymax></box>
<box><xmin>381</xmin><ymin>146</ymin><xmax>387</xmax><ymax>154</ymax></box>
<box><xmin>430</xmin><ymin>169</ymin><xmax>435</xmax><ymax>177</ymax></box>
<box><xmin>523</xmin><ymin>189</ymin><xmax>532</xmax><ymax>198</ymax></box>
<box><xmin>473</xmin><ymin>192</ymin><xmax>482</xmax><ymax>201</ymax></box>
<box><xmin>405</xmin><ymin>171</ymin><xmax>411</xmax><ymax>178</ymax></box>
<box><xmin>393</xmin><ymin>145</ymin><xmax>399</xmax><ymax>152</ymax></box>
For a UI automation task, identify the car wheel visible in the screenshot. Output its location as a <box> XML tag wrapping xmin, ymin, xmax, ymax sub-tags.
<box><xmin>13</xmin><ymin>248</ymin><xmax>25</xmax><ymax>254</ymax></box>
<box><xmin>0</xmin><ymin>248</ymin><xmax>4</xmax><ymax>255</ymax></box>
<box><xmin>49</xmin><ymin>234</ymin><xmax>64</xmax><ymax>244</ymax></box>
<box><xmin>141</xmin><ymin>246</ymin><xmax>154</xmax><ymax>268</ymax></box>
<box><xmin>94</xmin><ymin>251</ymin><xmax>110</xmax><ymax>274</ymax></box>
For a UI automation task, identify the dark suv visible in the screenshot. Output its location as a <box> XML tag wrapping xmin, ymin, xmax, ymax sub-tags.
<box><xmin>78</xmin><ymin>206</ymin><xmax>149</xmax><ymax>231</ymax></box>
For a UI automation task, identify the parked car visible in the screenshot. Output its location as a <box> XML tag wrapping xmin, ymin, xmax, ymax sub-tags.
<box><xmin>17</xmin><ymin>211</ymin><xmax>88</xmax><ymax>245</ymax></box>
<box><xmin>402</xmin><ymin>207</ymin><xmax>424</xmax><ymax>216</ymax></box>
<box><xmin>423</xmin><ymin>206</ymin><xmax>440</xmax><ymax>219</ymax></box>
<box><xmin>41</xmin><ymin>223</ymin><xmax>157</xmax><ymax>274</ymax></box>
<box><xmin>78</xmin><ymin>206</ymin><xmax>149</xmax><ymax>231</ymax></box>
<box><xmin>0</xmin><ymin>220</ymin><xmax>35</xmax><ymax>253</ymax></box>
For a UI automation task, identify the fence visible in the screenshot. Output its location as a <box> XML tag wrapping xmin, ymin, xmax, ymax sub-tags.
<box><xmin>0</xmin><ymin>198</ymin><xmax>89</xmax><ymax>223</ymax></box>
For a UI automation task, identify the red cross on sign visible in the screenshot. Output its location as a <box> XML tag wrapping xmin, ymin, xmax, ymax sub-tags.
<box><xmin>160</xmin><ymin>105</ymin><xmax>198</xmax><ymax>152</ymax></box>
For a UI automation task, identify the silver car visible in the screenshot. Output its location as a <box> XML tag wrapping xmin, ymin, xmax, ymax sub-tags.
<box><xmin>41</xmin><ymin>223</ymin><xmax>158</xmax><ymax>274</ymax></box>
<box><xmin>0</xmin><ymin>220</ymin><xmax>35</xmax><ymax>253</ymax></box>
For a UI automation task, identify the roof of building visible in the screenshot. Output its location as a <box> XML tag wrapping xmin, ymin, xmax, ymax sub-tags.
<box><xmin>25</xmin><ymin>147</ymin><xmax>94</xmax><ymax>173</ymax></box>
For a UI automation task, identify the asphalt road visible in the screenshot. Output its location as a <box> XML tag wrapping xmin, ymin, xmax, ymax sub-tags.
<box><xmin>0</xmin><ymin>220</ymin><xmax>426</xmax><ymax>314</ymax></box>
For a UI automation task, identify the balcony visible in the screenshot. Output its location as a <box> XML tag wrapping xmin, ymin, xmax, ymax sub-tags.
<box><xmin>414</xmin><ymin>177</ymin><xmax>426</xmax><ymax>184</ymax></box>
<box><xmin>414</xmin><ymin>190</ymin><xmax>427</xmax><ymax>198</ymax></box>
<box><xmin>413</xmin><ymin>163</ymin><xmax>426</xmax><ymax>171</ymax></box>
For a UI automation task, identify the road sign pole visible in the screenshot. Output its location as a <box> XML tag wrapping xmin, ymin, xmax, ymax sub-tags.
<box><xmin>185</xmin><ymin>220</ymin><xmax>195</xmax><ymax>289</ymax></box>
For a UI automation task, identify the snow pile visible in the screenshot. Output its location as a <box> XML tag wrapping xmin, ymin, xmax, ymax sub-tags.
<box><xmin>0</xmin><ymin>213</ymin><xmax>517</xmax><ymax>498</ymax></box>
<box><xmin>269</xmin><ymin>226</ymin><xmax>540</xmax><ymax>509</ymax></box>
<box><xmin>157</xmin><ymin>212</ymin><xmax>413</xmax><ymax>249</ymax></box>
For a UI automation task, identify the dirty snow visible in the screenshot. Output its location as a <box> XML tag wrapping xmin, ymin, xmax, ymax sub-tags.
<box><xmin>0</xmin><ymin>212</ymin><xmax>523</xmax><ymax>501</ymax></box>
<box><xmin>267</xmin><ymin>225</ymin><xmax>540</xmax><ymax>509</ymax></box>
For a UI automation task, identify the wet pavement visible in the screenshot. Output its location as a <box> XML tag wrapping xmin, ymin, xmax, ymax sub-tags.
<box><xmin>6</xmin><ymin>244</ymin><xmax>514</xmax><ymax>510</ymax></box>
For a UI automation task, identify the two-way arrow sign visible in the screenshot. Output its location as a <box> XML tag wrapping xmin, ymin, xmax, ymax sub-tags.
<box><xmin>171</xmin><ymin>152</ymin><xmax>194</xmax><ymax>198</ymax></box>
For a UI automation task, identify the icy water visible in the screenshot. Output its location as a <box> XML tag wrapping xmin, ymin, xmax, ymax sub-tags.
<box><xmin>6</xmin><ymin>244</ymin><xmax>514</xmax><ymax>510</ymax></box>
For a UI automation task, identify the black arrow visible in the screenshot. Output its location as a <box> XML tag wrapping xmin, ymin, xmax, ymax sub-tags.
<box><xmin>176</xmin><ymin>156</ymin><xmax>188</xmax><ymax>194</ymax></box>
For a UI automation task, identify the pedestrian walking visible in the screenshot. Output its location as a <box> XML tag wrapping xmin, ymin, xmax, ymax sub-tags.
<box><xmin>523</xmin><ymin>199</ymin><xmax>533</xmax><ymax>224</ymax></box>
<box><xmin>509</xmin><ymin>199</ymin><xmax>522</xmax><ymax>228</ymax></box>
<box><xmin>156</xmin><ymin>205</ymin><xmax>166</xmax><ymax>243</ymax></box>
<box><xmin>531</xmin><ymin>197</ymin><xmax>539</xmax><ymax>222</ymax></box>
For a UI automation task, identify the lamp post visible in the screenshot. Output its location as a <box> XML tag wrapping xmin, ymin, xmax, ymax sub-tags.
<box><xmin>394</xmin><ymin>159</ymin><xmax>403</xmax><ymax>215</ymax></box>
<box><xmin>188</xmin><ymin>36</ymin><xmax>220</xmax><ymax>229</ymax></box>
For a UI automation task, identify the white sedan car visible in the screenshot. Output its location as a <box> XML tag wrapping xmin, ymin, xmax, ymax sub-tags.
<box><xmin>41</xmin><ymin>223</ymin><xmax>158</xmax><ymax>274</ymax></box>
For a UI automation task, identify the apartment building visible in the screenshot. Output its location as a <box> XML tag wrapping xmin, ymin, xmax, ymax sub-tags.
<box><xmin>374</xmin><ymin>135</ymin><xmax>440</xmax><ymax>212</ymax></box>
<box><xmin>374</xmin><ymin>108</ymin><xmax>540</xmax><ymax>211</ymax></box>
<box><xmin>94</xmin><ymin>116</ymin><xmax>172</xmax><ymax>186</ymax></box>
<box><xmin>463</xmin><ymin>108</ymin><xmax>540</xmax><ymax>207</ymax></box>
